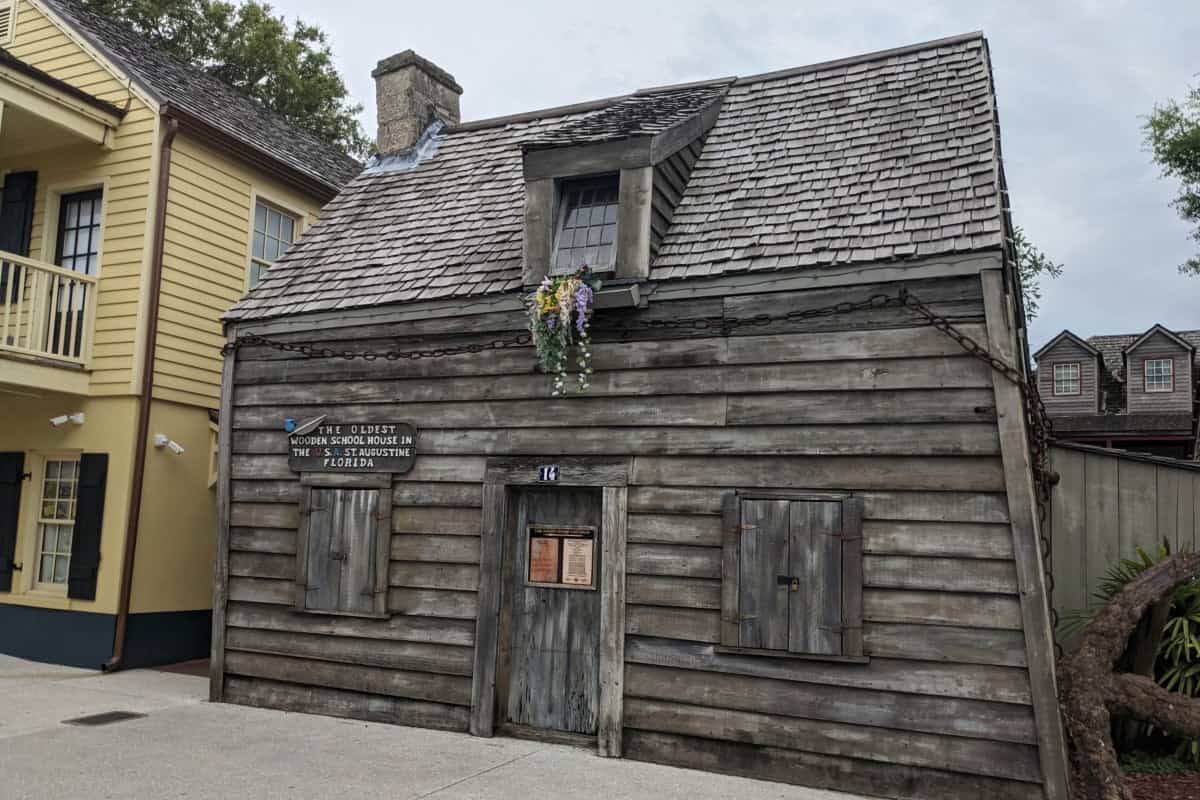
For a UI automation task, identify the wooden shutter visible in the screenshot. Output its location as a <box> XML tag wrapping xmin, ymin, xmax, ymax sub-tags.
<box><xmin>67</xmin><ymin>454</ymin><xmax>107</xmax><ymax>601</ymax></box>
<box><xmin>723</xmin><ymin>494</ymin><xmax>864</xmax><ymax>658</ymax></box>
<box><xmin>0</xmin><ymin>452</ymin><xmax>25</xmax><ymax>592</ymax></box>
<box><xmin>737</xmin><ymin>499</ymin><xmax>790</xmax><ymax>650</ymax></box>
<box><xmin>297</xmin><ymin>486</ymin><xmax>389</xmax><ymax>616</ymax></box>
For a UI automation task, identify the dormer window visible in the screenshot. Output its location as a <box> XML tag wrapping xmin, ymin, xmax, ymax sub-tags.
<box><xmin>553</xmin><ymin>176</ymin><xmax>619</xmax><ymax>274</ymax></box>
<box><xmin>1053</xmin><ymin>363</ymin><xmax>1080</xmax><ymax>396</ymax></box>
<box><xmin>1145</xmin><ymin>358</ymin><xmax>1174</xmax><ymax>392</ymax></box>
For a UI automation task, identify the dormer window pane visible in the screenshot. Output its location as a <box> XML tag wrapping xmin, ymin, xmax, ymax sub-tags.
<box><xmin>553</xmin><ymin>176</ymin><xmax>619</xmax><ymax>273</ymax></box>
<box><xmin>1053</xmin><ymin>363</ymin><xmax>1080</xmax><ymax>396</ymax></box>
<box><xmin>1145</xmin><ymin>358</ymin><xmax>1174</xmax><ymax>392</ymax></box>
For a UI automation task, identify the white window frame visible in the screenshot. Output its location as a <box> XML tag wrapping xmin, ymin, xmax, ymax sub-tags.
<box><xmin>29</xmin><ymin>454</ymin><xmax>81</xmax><ymax>593</ymax></box>
<box><xmin>0</xmin><ymin>0</ymin><xmax>19</xmax><ymax>48</ymax></box>
<box><xmin>247</xmin><ymin>195</ymin><xmax>303</xmax><ymax>290</ymax></box>
<box><xmin>1144</xmin><ymin>358</ymin><xmax>1174</xmax><ymax>393</ymax></box>
<box><xmin>1052</xmin><ymin>362</ymin><xmax>1081</xmax><ymax>397</ymax></box>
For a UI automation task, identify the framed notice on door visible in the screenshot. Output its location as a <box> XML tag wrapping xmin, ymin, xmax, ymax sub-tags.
<box><xmin>526</xmin><ymin>525</ymin><xmax>597</xmax><ymax>590</ymax></box>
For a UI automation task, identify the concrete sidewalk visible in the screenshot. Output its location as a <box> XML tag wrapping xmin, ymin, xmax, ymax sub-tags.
<box><xmin>0</xmin><ymin>654</ymin><xmax>866</xmax><ymax>800</ymax></box>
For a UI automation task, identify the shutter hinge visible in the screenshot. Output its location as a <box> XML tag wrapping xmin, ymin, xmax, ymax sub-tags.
<box><xmin>822</xmin><ymin>530</ymin><xmax>861</xmax><ymax>541</ymax></box>
<box><xmin>20</xmin><ymin>472</ymin><xmax>32</xmax><ymax>481</ymax></box>
<box><xmin>819</xmin><ymin>624</ymin><xmax>863</xmax><ymax>632</ymax></box>
<box><xmin>728</xmin><ymin>524</ymin><xmax>758</xmax><ymax>535</ymax></box>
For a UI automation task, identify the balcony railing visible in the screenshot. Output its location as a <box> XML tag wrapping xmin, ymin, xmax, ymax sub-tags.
<box><xmin>0</xmin><ymin>251</ymin><xmax>97</xmax><ymax>367</ymax></box>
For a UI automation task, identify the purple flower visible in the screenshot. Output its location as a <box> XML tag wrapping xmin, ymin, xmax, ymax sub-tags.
<box><xmin>574</xmin><ymin>284</ymin><xmax>593</xmax><ymax>333</ymax></box>
<box><xmin>545</xmin><ymin>313</ymin><xmax>557</xmax><ymax>330</ymax></box>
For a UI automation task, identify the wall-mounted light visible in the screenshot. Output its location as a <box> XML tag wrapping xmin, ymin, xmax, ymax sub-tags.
<box><xmin>153</xmin><ymin>434</ymin><xmax>185</xmax><ymax>455</ymax></box>
<box><xmin>49</xmin><ymin>412</ymin><xmax>86</xmax><ymax>427</ymax></box>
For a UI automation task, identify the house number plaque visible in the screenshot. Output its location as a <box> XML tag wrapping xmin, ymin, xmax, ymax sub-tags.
<box><xmin>288</xmin><ymin>421</ymin><xmax>416</xmax><ymax>473</ymax></box>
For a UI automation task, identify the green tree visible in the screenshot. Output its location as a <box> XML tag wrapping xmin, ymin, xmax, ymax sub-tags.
<box><xmin>1145</xmin><ymin>85</ymin><xmax>1200</xmax><ymax>276</ymax></box>
<box><xmin>82</xmin><ymin>0</ymin><xmax>369</xmax><ymax>157</ymax></box>
<box><xmin>1014</xmin><ymin>225</ymin><xmax>1064</xmax><ymax>321</ymax></box>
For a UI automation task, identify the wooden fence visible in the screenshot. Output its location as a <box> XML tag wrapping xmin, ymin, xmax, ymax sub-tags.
<box><xmin>1047</xmin><ymin>442</ymin><xmax>1200</xmax><ymax>628</ymax></box>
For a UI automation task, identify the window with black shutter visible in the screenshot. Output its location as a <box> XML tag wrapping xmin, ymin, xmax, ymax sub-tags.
<box><xmin>0</xmin><ymin>452</ymin><xmax>25</xmax><ymax>593</ymax></box>
<box><xmin>67</xmin><ymin>453</ymin><xmax>107</xmax><ymax>601</ymax></box>
<box><xmin>0</xmin><ymin>171</ymin><xmax>37</xmax><ymax>305</ymax></box>
<box><xmin>295</xmin><ymin>484</ymin><xmax>391</xmax><ymax>617</ymax></box>
<box><xmin>721</xmin><ymin>492</ymin><xmax>864</xmax><ymax>660</ymax></box>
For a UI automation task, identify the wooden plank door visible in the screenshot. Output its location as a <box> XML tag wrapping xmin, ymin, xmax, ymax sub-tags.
<box><xmin>504</xmin><ymin>488</ymin><xmax>602</xmax><ymax>735</ymax></box>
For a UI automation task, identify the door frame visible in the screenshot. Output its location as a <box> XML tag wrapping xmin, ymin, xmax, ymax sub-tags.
<box><xmin>470</xmin><ymin>457</ymin><xmax>629</xmax><ymax>758</ymax></box>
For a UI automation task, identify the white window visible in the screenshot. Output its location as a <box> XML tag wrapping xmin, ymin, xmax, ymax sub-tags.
<box><xmin>1053</xmin><ymin>363</ymin><xmax>1081</xmax><ymax>396</ymax></box>
<box><xmin>0</xmin><ymin>0</ymin><xmax>17</xmax><ymax>47</ymax></box>
<box><xmin>35</xmin><ymin>458</ymin><xmax>79</xmax><ymax>587</ymax></box>
<box><xmin>1145</xmin><ymin>358</ymin><xmax>1174</xmax><ymax>392</ymax></box>
<box><xmin>249</xmin><ymin>201</ymin><xmax>298</xmax><ymax>288</ymax></box>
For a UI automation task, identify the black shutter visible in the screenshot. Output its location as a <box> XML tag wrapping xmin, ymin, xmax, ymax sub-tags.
<box><xmin>0</xmin><ymin>171</ymin><xmax>37</xmax><ymax>303</ymax></box>
<box><xmin>68</xmin><ymin>454</ymin><xmax>108</xmax><ymax>601</ymax></box>
<box><xmin>0</xmin><ymin>452</ymin><xmax>25</xmax><ymax>593</ymax></box>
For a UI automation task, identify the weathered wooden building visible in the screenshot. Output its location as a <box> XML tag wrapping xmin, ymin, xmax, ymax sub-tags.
<box><xmin>211</xmin><ymin>35</ymin><xmax>1071</xmax><ymax>800</ymax></box>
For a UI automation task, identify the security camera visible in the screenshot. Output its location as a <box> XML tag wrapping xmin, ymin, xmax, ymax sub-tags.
<box><xmin>49</xmin><ymin>413</ymin><xmax>85</xmax><ymax>427</ymax></box>
<box><xmin>153</xmin><ymin>434</ymin><xmax>185</xmax><ymax>455</ymax></box>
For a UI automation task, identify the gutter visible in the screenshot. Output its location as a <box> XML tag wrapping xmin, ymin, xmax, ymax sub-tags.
<box><xmin>104</xmin><ymin>115</ymin><xmax>179</xmax><ymax>672</ymax></box>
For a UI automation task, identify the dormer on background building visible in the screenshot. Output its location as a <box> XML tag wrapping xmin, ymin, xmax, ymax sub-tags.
<box><xmin>1034</xmin><ymin>324</ymin><xmax>1200</xmax><ymax>459</ymax></box>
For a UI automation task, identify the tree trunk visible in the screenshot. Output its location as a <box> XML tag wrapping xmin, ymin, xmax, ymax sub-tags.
<box><xmin>1059</xmin><ymin>552</ymin><xmax>1200</xmax><ymax>800</ymax></box>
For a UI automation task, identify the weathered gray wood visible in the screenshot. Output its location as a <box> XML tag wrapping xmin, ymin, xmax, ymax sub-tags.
<box><xmin>840</xmin><ymin>496</ymin><xmax>865</xmax><ymax>658</ymax></box>
<box><xmin>627</xmin><ymin>575</ymin><xmax>721</xmax><ymax>609</ymax></box>
<box><xmin>790</xmin><ymin>500</ymin><xmax>842</xmax><ymax>655</ymax></box>
<box><xmin>625</xmin><ymin>663</ymin><xmax>1036</xmax><ymax>743</ymax></box>
<box><xmin>228</xmin><ymin>576</ymin><xmax>293</xmax><ymax>605</ymax></box>
<box><xmin>627</xmin><ymin>543</ymin><xmax>721</xmax><ymax>578</ymax></box>
<box><xmin>863</xmin><ymin>520</ymin><xmax>1014</xmax><ymax>559</ymax></box>
<box><xmin>863</xmin><ymin>556</ymin><xmax>1019</xmax><ymax>594</ymax></box>
<box><xmin>627</xmin><ymin>513</ymin><xmax>723</xmax><ymax>546</ymax></box>
<box><xmin>863</xmin><ymin>622</ymin><xmax>1027</xmax><ymax>667</ymax></box>
<box><xmin>224</xmin><ymin>651</ymin><xmax>471</xmax><ymax>706</ymax></box>
<box><xmin>300</xmin><ymin>473</ymin><xmax>391</xmax><ymax>489</ymax></box>
<box><xmin>1049</xmin><ymin>449</ymin><xmax>1087</xmax><ymax>618</ymax></box>
<box><xmin>616</xmin><ymin>166</ymin><xmax>652</xmax><ymax>280</ymax></box>
<box><xmin>232</xmin><ymin>356</ymin><xmax>994</xmax><ymax>405</ymax></box>
<box><xmin>211</xmin><ymin>345</ymin><xmax>237</xmax><ymax>702</ymax></box>
<box><xmin>387</xmin><ymin>588</ymin><xmax>478</xmax><ymax>619</ymax></box>
<box><xmin>862</xmin><ymin>491</ymin><xmax>1010</xmax><ymax>523</ymax></box>
<box><xmin>719</xmin><ymin>491</ymin><xmax>739</xmax><ymax>647</ymax></box>
<box><xmin>389</xmin><ymin>562</ymin><xmax>479</xmax><ymax>591</ymax></box>
<box><xmin>230</xmin><ymin>503</ymin><xmax>300</xmax><ymax>533</ymax></box>
<box><xmin>224</xmin><ymin>677</ymin><xmax>469</xmax><ymax>732</ymax></box>
<box><xmin>624</xmin><ymin>699</ymin><xmax>1041</xmax><ymax>782</ymax></box>
<box><xmin>485</xmin><ymin>457</ymin><xmax>630</xmax><ymax>487</ymax></box>
<box><xmin>724</xmin><ymin>324</ymin><xmax>989</xmax><ymax>364</ymax></box>
<box><xmin>623</xmin><ymin>731</ymin><xmax>1043</xmax><ymax>800</ymax></box>
<box><xmin>625</xmin><ymin>636</ymin><xmax>1032</xmax><ymax>705</ymax></box>
<box><xmin>230</xmin><ymin>528</ymin><xmax>297</xmax><ymax>555</ymax></box>
<box><xmin>415</xmin><ymin>425</ymin><xmax>999</xmax><ymax>457</ymax></box>
<box><xmin>506</xmin><ymin>489</ymin><xmax>602</xmax><ymax>736</ymax></box>
<box><xmin>626</xmin><ymin>605</ymin><xmax>721</xmax><ymax>643</ymax></box>
<box><xmin>393</xmin><ymin>482</ymin><xmax>483</xmax><ymax>508</ymax></box>
<box><xmin>598</xmin><ymin>485</ymin><xmax>627</xmax><ymax>757</ymax></box>
<box><xmin>738</xmin><ymin>499</ymin><xmax>790</xmax><ymax>650</ymax></box>
<box><xmin>632</xmin><ymin>456</ymin><xmax>1006</xmax><ymax>492</ymax></box>
<box><xmin>633</xmin><ymin>486</ymin><xmax>724</xmax><ymax>515</ymax></box>
<box><xmin>391</xmin><ymin>534</ymin><xmax>480</xmax><ymax>564</ymax></box>
<box><xmin>225</xmin><ymin>628</ymin><xmax>473</xmax><ymax>675</ymax></box>
<box><xmin>231</xmin><ymin>454</ymin><xmax>485</xmax><ymax>483</ymax></box>
<box><xmin>981</xmin><ymin>269</ymin><xmax>1071</xmax><ymax>800</ymax></box>
<box><xmin>232</xmin><ymin>480</ymin><xmax>302</xmax><ymax>503</ymax></box>
<box><xmin>470</xmin><ymin>483</ymin><xmax>505</xmax><ymax>737</ymax></box>
<box><xmin>392</xmin><ymin>507</ymin><xmax>482</xmax><ymax>536</ymax></box>
<box><xmin>1118</xmin><ymin>458</ymin><xmax>1159</xmax><ymax>560</ymax></box>
<box><xmin>864</xmin><ymin>589</ymin><xmax>1023</xmax><ymax>629</ymax></box>
<box><xmin>522</xmin><ymin>178</ymin><xmax>553</xmax><ymax>285</ymax></box>
<box><xmin>229</xmin><ymin>552</ymin><xmax>294</xmax><ymax>580</ymax></box>
<box><xmin>726</xmin><ymin>389</ymin><xmax>995</xmax><ymax>425</ymax></box>
<box><xmin>226</xmin><ymin>600</ymin><xmax>475</xmax><ymax>646</ymax></box>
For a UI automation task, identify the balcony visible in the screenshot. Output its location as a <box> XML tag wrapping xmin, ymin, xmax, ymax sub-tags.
<box><xmin>0</xmin><ymin>252</ymin><xmax>97</xmax><ymax>394</ymax></box>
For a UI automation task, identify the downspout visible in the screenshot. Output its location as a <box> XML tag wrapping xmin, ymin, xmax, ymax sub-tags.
<box><xmin>104</xmin><ymin>115</ymin><xmax>179</xmax><ymax>672</ymax></box>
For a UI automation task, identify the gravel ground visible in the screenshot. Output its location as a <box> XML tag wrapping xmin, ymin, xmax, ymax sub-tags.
<box><xmin>1126</xmin><ymin>772</ymin><xmax>1200</xmax><ymax>800</ymax></box>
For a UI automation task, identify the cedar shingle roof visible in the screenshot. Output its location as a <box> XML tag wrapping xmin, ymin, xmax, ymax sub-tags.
<box><xmin>1087</xmin><ymin>329</ymin><xmax>1200</xmax><ymax>414</ymax></box>
<box><xmin>228</xmin><ymin>32</ymin><xmax>1003</xmax><ymax>322</ymax></box>
<box><xmin>41</xmin><ymin>0</ymin><xmax>361</xmax><ymax>191</ymax></box>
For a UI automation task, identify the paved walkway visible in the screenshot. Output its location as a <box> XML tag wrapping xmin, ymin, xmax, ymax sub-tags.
<box><xmin>0</xmin><ymin>654</ymin><xmax>867</xmax><ymax>800</ymax></box>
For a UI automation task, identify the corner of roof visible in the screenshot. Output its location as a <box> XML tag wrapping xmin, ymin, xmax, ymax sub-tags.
<box><xmin>1034</xmin><ymin>329</ymin><xmax>1101</xmax><ymax>361</ymax></box>
<box><xmin>1124</xmin><ymin>323</ymin><xmax>1196</xmax><ymax>355</ymax></box>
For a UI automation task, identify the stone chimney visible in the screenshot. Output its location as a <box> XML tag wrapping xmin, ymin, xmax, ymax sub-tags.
<box><xmin>372</xmin><ymin>50</ymin><xmax>462</xmax><ymax>155</ymax></box>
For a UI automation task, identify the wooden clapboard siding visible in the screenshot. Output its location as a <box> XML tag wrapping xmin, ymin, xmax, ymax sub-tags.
<box><xmin>156</xmin><ymin>135</ymin><xmax>326</xmax><ymax>407</ymax></box>
<box><xmin>217</xmin><ymin>273</ymin><xmax>1061</xmax><ymax>797</ymax></box>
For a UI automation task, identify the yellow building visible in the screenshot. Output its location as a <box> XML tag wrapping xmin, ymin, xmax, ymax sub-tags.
<box><xmin>0</xmin><ymin>0</ymin><xmax>359</xmax><ymax>667</ymax></box>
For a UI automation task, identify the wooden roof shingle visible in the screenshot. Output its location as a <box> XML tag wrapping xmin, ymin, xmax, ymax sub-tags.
<box><xmin>228</xmin><ymin>32</ymin><xmax>1003</xmax><ymax>322</ymax></box>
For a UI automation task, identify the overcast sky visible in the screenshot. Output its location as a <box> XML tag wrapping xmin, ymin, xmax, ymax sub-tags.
<box><xmin>277</xmin><ymin>0</ymin><xmax>1198</xmax><ymax>349</ymax></box>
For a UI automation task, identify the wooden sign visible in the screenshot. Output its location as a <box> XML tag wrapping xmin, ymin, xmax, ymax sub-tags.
<box><xmin>288</xmin><ymin>422</ymin><xmax>416</xmax><ymax>474</ymax></box>
<box><xmin>527</xmin><ymin>525</ymin><xmax>596</xmax><ymax>589</ymax></box>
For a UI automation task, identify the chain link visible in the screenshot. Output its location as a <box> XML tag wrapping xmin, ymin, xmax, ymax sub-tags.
<box><xmin>223</xmin><ymin>287</ymin><xmax>1059</xmax><ymax>653</ymax></box>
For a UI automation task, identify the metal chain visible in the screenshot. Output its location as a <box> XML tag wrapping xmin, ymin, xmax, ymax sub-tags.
<box><xmin>222</xmin><ymin>287</ymin><xmax>1060</xmax><ymax>652</ymax></box>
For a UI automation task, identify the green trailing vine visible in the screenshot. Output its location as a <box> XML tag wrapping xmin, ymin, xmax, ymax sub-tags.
<box><xmin>526</xmin><ymin>268</ymin><xmax>600</xmax><ymax>395</ymax></box>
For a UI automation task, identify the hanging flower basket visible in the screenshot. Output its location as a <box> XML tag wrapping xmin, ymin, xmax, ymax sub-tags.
<box><xmin>527</xmin><ymin>268</ymin><xmax>601</xmax><ymax>395</ymax></box>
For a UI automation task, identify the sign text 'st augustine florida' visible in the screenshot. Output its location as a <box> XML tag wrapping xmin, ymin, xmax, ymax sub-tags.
<box><xmin>288</xmin><ymin>421</ymin><xmax>417</xmax><ymax>473</ymax></box>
